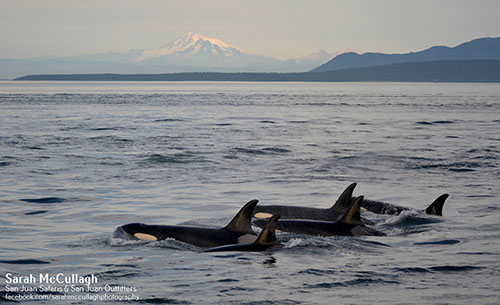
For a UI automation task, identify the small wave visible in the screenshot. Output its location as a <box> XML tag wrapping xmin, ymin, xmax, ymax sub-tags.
<box><xmin>433</xmin><ymin>120</ymin><xmax>455</xmax><ymax>124</ymax></box>
<box><xmin>209</xmin><ymin>253</ymin><xmax>244</xmax><ymax>259</ymax></box>
<box><xmin>416</xmin><ymin>120</ymin><xmax>455</xmax><ymax>125</ymax></box>
<box><xmin>356</xmin><ymin>239</ymin><xmax>391</xmax><ymax>248</ymax></box>
<box><xmin>219</xmin><ymin>286</ymin><xmax>254</xmax><ymax>294</ymax></box>
<box><xmin>239</xmin><ymin>300</ymin><xmax>301</xmax><ymax>305</ymax></box>
<box><xmin>20</xmin><ymin>197</ymin><xmax>65</xmax><ymax>204</ymax></box>
<box><xmin>141</xmin><ymin>153</ymin><xmax>208</xmax><ymax>165</ymax></box>
<box><xmin>449</xmin><ymin>168</ymin><xmax>476</xmax><ymax>172</ymax></box>
<box><xmin>89</xmin><ymin>135</ymin><xmax>132</xmax><ymax>142</ymax></box>
<box><xmin>135</xmin><ymin>297</ymin><xmax>192</xmax><ymax>304</ymax></box>
<box><xmin>306</xmin><ymin>278</ymin><xmax>399</xmax><ymax>288</ymax></box>
<box><xmin>92</xmin><ymin>269</ymin><xmax>142</xmax><ymax>280</ymax></box>
<box><xmin>232</xmin><ymin>147</ymin><xmax>269</xmax><ymax>155</ymax></box>
<box><xmin>99</xmin><ymin>160</ymin><xmax>125</xmax><ymax>166</ymax></box>
<box><xmin>413</xmin><ymin>239</ymin><xmax>462</xmax><ymax>246</ymax></box>
<box><xmin>232</xmin><ymin>147</ymin><xmax>291</xmax><ymax>156</ymax></box>
<box><xmin>27</xmin><ymin>146</ymin><xmax>44</xmax><ymax>150</ymax></box>
<box><xmin>456</xmin><ymin>252</ymin><xmax>496</xmax><ymax>255</ymax></box>
<box><xmin>24</xmin><ymin>210</ymin><xmax>49</xmax><ymax>215</ymax></box>
<box><xmin>154</xmin><ymin>118</ymin><xmax>184</xmax><ymax>122</ymax></box>
<box><xmin>429</xmin><ymin>265</ymin><xmax>483</xmax><ymax>272</ymax></box>
<box><xmin>259</xmin><ymin>120</ymin><xmax>275</xmax><ymax>124</ymax></box>
<box><xmin>408</xmin><ymin>161</ymin><xmax>486</xmax><ymax>171</ymax></box>
<box><xmin>262</xmin><ymin>147</ymin><xmax>291</xmax><ymax>153</ymax></box>
<box><xmin>297</xmin><ymin>268</ymin><xmax>337</xmax><ymax>276</ymax></box>
<box><xmin>466</xmin><ymin>194</ymin><xmax>496</xmax><ymax>198</ymax></box>
<box><xmin>393</xmin><ymin>267</ymin><xmax>432</xmax><ymax>273</ymax></box>
<box><xmin>216</xmin><ymin>278</ymin><xmax>240</xmax><ymax>283</ymax></box>
<box><xmin>100</xmin><ymin>263</ymin><xmax>138</xmax><ymax>268</ymax></box>
<box><xmin>89</xmin><ymin>127</ymin><xmax>121</xmax><ymax>131</ymax></box>
<box><xmin>0</xmin><ymin>259</ymin><xmax>51</xmax><ymax>264</ymax></box>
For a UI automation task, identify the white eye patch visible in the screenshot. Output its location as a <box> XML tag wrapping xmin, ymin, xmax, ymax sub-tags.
<box><xmin>133</xmin><ymin>233</ymin><xmax>158</xmax><ymax>241</ymax></box>
<box><xmin>237</xmin><ymin>233</ymin><xmax>257</xmax><ymax>244</ymax></box>
<box><xmin>254</xmin><ymin>212</ymin><xmax>273</xmax><ymax>219</ymax></box>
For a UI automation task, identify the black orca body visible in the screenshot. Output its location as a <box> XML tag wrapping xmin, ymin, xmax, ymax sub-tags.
<box><xmin>253</xmin><ymin>181</ymin><xmax>448</xmax><ymax>222</ymax></box>
<box><xmin>358</xmin><ymin>194</ymin><xmax>449</xmax><ymax>216</ymax></box>
<box><xmin>204</xmin><ymin>215</ymin><xmax>282</xmax><ymax>252</ymax></box>
<box><xmin>113</xmin><ymin>200</ymin><xmax>259</xmax><ymax>248</ymax></box>
<box><xmin>252</xmin><ymin>183</ymin><xmax>357</xmax><ymax>221</ymax></box>
<box><xmin>254</xmin><ymin>197</ymin><xmax>386</xmax><ymax>237</ymax></box>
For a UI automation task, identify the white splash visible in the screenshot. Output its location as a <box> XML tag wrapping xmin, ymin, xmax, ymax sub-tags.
<box><xmin>381</xmin><ymin>209</ymin><xmax>420</xmax><ymax>225</ymax></box>
<box><xmin>284</xmin><ymin>238</ymin><xmax>305</xmax><ymax>248</ymax></box>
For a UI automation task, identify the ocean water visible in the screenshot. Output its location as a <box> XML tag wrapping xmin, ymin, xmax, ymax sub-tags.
<box><xmin>0</xmin><ymin>81</ymin><xmax>499</xmax><ymax>304</ymax></box>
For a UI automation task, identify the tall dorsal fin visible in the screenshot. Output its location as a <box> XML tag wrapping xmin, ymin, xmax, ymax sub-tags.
<box><xmin>255</xmin><ymin>214</ymin><xmax>280</xmax><ymax>245</ymax></box>
<box><xmin>425</xmin><ymin>194</ymin><xmax>449</xmax><ymax>216</ymax></box>
<box><xmin>330</xmin><ymin>183</ymin><xmax>357</xmax><ymax>214</ymax></box>
<box><xmin>339</xmin><ymin>196</ymin><xmax>363</xmax><ymax>226</ymax></box>
<box><xmin>224</xmin><ymin>199</ymin><xmax>258</xmax><ymax>233</ymax></box>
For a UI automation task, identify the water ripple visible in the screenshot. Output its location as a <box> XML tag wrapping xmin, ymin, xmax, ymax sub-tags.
<box><xmin>413</xmin><ymin>239</ymin><xmax>462</xmax><ymax>245</ymax></box>
<box><xmin>136</xmin><ymin>297</ymin><xmax>192</xmax><ymax>304</ymax></box>
<box><xmin>306</xmin><ymin>278</ymin><xmax>400</xmax><ymax>288</ymax></box>
<box><xmin>0</xmin><ymin>259</ymin><xmax>51</xmax><ymax>264</ymax></box>
<box><xmin>20</xmin><ymin>197</ymin><xmax>66</xmax><ymax>204</ymax></box>
<box><xmin>428</xmin><ymin>265</ymin><xmax>484</xmax><ymax>272</ymax></box>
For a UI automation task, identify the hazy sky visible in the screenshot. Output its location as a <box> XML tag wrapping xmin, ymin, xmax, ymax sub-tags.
<box><xmin>1</xmin><ymin>0</ymin><xmax>499</xmax><ymax>59</ymax></box>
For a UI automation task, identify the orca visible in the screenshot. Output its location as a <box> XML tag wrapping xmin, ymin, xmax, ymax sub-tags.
<box><xmin>253</xmin><ymin>182</ymin><xmax>448</xmax><ymax>222</ymax></box>
<box><xmin>253</xmin><ymin>183</ymin><xmax>357</xmax><ymax>221</ymax></box>
<box><xmin>113</xmin><ymin>199</ymin><xmax>259</xmax><ymax>248</ymax></box>
<box><xmin>204</xmin><ymin>215</ymin><xmax>282</xmax><ymax>252</ymax></box>
<box><xmin>253</xmin><ymin>196</ymin><xmax>386</xmax><ymax>237</ymax></box>
<box><xmin>358</xmin><ymin>193</ymin><xmax>449</xmax><ymax>216</ymax></box>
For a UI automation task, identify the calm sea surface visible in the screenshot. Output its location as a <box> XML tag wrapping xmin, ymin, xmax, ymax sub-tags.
<box><xmin>1</xmin><ymin>81</ymin><xmax>499</xmax><ymax>304</ymax></box>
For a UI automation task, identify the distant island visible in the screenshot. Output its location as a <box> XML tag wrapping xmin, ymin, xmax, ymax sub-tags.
<box><xmin>313</xmin><ymin>37</ymin><xmax>500</xmax><ymax>72</ymax></box>
<box><xmin>15</xmin><ymin>60</ymin><xmax>500</xmax><ymax>82</ymax></box>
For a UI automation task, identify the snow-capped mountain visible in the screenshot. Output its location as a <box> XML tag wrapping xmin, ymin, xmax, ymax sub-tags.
<box><xmin>137</xmin><ymin>32</ymin><xmax>242</xmax><ymax>61</ymax></box>
<box><xmin>136</xmin><ymin>32</ymin><xmax>280</xmax><ymax>68</ymax></box>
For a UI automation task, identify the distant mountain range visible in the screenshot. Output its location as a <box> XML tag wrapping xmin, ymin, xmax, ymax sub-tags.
<box><xmin>0</xmin><ymin>32</ymin><xmax>333</xmax><ymax>79</ymax></box>
<box><xmin>312</xmin><ymin>37</ymin><xmax>500</xmax><ymax>72</ymax></box>
<box><xmin>6</xmin><ymin>35</ymin><xmax>500</xmax><ymax>82</ymax></box>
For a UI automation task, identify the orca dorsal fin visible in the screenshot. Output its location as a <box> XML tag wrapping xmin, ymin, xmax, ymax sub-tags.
<box><xmin>339</xmin><ymin>196</ymin><xmax>363</xmax><ymax>226</ymax></box>
<box><xmin>330</xmin><ymin>183</ymin><xmax>357</xmax><ymax>214</ymax></box>
<box><xmin>224</xmin><ymin>199</ymin><xmax>259</xmax><ymax>234</ymax></box>
<box><xmin>425</xmin><ymin>194</ymin><xmax>449</xmax><ymax>216</ymax></box>
<box><xmin>255</xmin><ymin>214</ymin><xmax>280</xmax><ymax>245</ymax></box>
